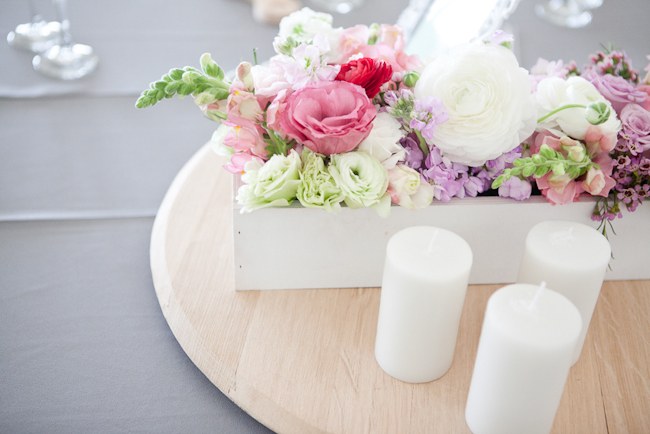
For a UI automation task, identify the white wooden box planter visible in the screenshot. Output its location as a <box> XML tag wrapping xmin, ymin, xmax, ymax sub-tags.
<box><xmin>233</xmin><ymin>196</ymin><xmax>650</xmax><ymax>290</ymax></box>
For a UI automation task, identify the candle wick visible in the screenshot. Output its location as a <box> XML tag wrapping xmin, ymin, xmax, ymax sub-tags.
<box><xmin>528</xmin><ymin>281</ymin><xmax>546</xmax><ymax>310</ymax></box>
<box><xmin>427</xmin><ymin>229</ymin><xmax>440</xmax><ymax>255</ymax></box>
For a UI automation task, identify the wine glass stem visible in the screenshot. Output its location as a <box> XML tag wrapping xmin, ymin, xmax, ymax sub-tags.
<box><xmin>53</xmin><ymin>0</ymin><xmax>73</xmax><ymax>47</ymax></box>
<box><xmin>29</xmin><ymin>0</ymin><xmax>43</xmax><ymax>23</ymax></box>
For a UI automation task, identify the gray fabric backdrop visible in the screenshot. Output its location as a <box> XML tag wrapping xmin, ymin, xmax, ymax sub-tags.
<box><xmin>1</xmin><ymin>0</ymin><xmax>648</xmax><ymax>432</ymax></box>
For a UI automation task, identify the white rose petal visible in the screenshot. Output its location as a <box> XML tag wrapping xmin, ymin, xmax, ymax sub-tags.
<box><xmin>415</xmin><ymin>43</ymin><xmax>536</xmax><ymax>166</ymax></box>
<box><xmin>357</xmin><ymin>112</ymin><xmax>406</xmax><ymax>169</ymax></box>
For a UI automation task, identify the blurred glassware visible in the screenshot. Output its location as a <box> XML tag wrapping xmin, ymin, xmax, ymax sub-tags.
<box><xmin>535</xmin><ymin>0</ymin><xmax>592</xmax><ymax>28</ymax></box>
<box><xmin>577</xmin><ymin>0</ymin><xmax>603</xmax><ymax>9</ymax></box>
<box><xmin>402</xmin><ymin>0</ymin><xmax>521</xmax><ymax>60</ymax></box>
<box><xmin>6</xmin><ymin>0</ymin><xmax>62</xmax><ymax>52</ymax></box>
<box><xmin>32</xmin><ymin>0</ymin><xmax>98</xmax><ymax>80</ymax></box>
<box><xmin>308</xmin><ymin>0</ymin><xmax>363</xmax><ymax>14</ymax></box>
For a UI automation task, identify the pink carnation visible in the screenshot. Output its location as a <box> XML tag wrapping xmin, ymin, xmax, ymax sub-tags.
<box><xmin>277</xmin><ymin>80</ymin><xmax>376</xmax><ymax>155</ymax></box>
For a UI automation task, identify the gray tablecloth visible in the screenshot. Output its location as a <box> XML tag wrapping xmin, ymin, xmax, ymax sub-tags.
<box><xmin>1</xmin><ymin>0</ymin><xmax>648</xmax><ymax>432</ymax></box>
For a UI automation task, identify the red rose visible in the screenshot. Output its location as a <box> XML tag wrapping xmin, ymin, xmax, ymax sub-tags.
<box><xmin>335</xmin><ymin>58</ymin><xmax>393</xmax><ymax>99</ymax></box>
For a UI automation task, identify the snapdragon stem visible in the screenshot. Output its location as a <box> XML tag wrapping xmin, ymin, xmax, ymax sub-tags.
<box><xmin>537</xmin><ymin>104</ymin><xmax>586</xmax><ymax>124</ymax></box>
<box><xmin>414</xmin><ymin>130</ymin><xmax>430</xmax><ymax>157</ymax></box>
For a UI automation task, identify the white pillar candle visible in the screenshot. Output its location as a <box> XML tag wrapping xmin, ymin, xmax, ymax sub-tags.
<box><xmin>465</xmin><ymin>283</ymin><xmax>582</xmax><ymax>434</ymax></box>
<box><xmin>517</xmin><ymin>220</ymin><xmax>611</xmax><ymax>363</ymax></box>
<box><xmin>374</xmin><ymin>226</ymin><xmax>472</xmax><ymax>383</ymax></box>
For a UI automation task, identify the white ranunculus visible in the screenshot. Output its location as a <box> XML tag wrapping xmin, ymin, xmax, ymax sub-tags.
<box><xmin>387</xmin><ymin>165</ymin><xmax>434</xmax><ymax>209</ymax></box>
<box><xmin>329</xmin><ymin>151</ymin><xmax>390</xmax><ymax>215</ymax></box>
<box><xmin>414</xmin><ymin>43</ymin><xmax>537</xmax><ymax>167</ymax></box>
<box><xmin>535</xmin><ymin>76</ymin><xmax>620</xmax><ymax>142</ymax></box>
<box><xmin>357</xmin><ymin>112</ymin><xmax>406</xmax><ymax>169</ymax></box>
<box><xmin>236</xmin><ymin>150</ymin><xmax>301</xmax><ymax>212</ymax></box>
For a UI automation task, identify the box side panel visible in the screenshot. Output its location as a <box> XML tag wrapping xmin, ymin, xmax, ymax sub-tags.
<box><xmin>233</xmin><ymin>199</ymin><xmax>650</xmax><ymax>290</ymax></box>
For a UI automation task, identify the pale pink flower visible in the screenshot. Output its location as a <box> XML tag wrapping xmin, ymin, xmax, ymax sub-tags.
<box><xmin>224</xmin><ymin>152</ymin><xmax>260</xmax><ymax>175</ymax></box>
<box><xmin>227</xmin><ymin>90</ymin><xmax>263</xmax><ymax>128</ymax></box>
<box><xmin>223</xmin><ymin>125</ymin><xmax>267</xmax><ymax>159</ymax></box>
<box><xmin>582</xmin><ymin>167</ymin><xmax>615</xmax><ymax>197</ymax></box>
<box><xmin>537</xmin><ymin>174</ymin><xmax>583</xmax><ymax>205</ymax></box>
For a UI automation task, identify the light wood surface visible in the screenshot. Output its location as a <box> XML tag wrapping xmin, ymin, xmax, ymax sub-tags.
<box><xmin>150</xmin><ymin>144</ymin><xmax>650</xmax><ymax>434</ymax></box>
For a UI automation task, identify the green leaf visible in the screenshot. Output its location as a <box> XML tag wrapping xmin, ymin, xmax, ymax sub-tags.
<box><xmin>492</xmin><ymin>175</ymin><xmax>505</xmax><ymax>189</ymax></box>
<box><xmin>522</xmin><ymin>164</ymin><xmax>535</xmax><ymax>178</ymax></box>
<box><xmin>534</xmin><ymin>166</ymin><xmax>549</xmax><ymax>177</ymax></box>
<box><xmin>539</xmin><ymin>144</ymin><xmax>556</xmax><ymax>159</ymax></box>
<box><xmin>200</xmin><ymin>53</ymin><xmax>224</xmax><ymax>80</ymax></box>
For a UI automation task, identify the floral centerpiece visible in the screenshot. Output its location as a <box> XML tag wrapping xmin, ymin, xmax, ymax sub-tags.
<box><xmin>137</xmin><ymin>8</ymin><xmax>650</xmax><ymax>236</ymax></box>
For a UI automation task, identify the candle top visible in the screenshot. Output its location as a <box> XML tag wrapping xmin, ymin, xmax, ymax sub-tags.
<box><xmin>386</xmin><ymin>226</ymin><xmax>472</xmax><ymax>280</ymax></box>
<box><xmin>526</xmin><ymin>220</ymin><xmax>611</xmax><ymax>270</ymax></box>
<box><xmin>488</xmin><ymin>284</ymin><xmax>582</xmax><ymax>348</ymax></box>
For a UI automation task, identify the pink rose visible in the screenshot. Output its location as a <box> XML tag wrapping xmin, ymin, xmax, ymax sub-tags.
<box><xmin>638</xmin><ymin>85</ymin><xmax>650</xmax><ymax>111</ymax></box>
<box><xmin>277</xmin><ymin>80</ymin><xmax>376</xmax><ymax>155</ymax></box>
<box><xmin>620</xmin><ymin>103</ymin><xmax>650</xmax><ymax>151</ymax></box>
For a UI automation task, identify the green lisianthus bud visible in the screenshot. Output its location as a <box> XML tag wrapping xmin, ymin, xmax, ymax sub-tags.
<box><xmin>585</xmin><ymin>101</ymin><xmax>611</xmax><ymax>125</ymax></box>
<box><xmin>403</xmin><ymin>71</ymin><xmax>420</xmax><ymax>88</ymax></box>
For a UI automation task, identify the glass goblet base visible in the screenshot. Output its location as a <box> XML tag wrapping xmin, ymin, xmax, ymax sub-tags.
<box><xmin>308</xmin><ymin>0</ymin><xmax>363</xmax><ymax>14</ymax></box>
<box><xmin>535</xmin><ymin>1</ymin><xmax>592</xmax><ymax>28</ymax></box>
<box><xmin>33</xmin><ymin>43</ymin><xmax>99</xmax><ymax>80</ymax></box>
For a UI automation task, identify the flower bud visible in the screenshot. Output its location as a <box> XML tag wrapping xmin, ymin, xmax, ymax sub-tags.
<box><xmin>585</xmin><ymin>101</ymin><xmax>611</xmax><ymax>125</ymax></box>
<box><xmin>564</xmin><ymin>144</ymin><xmax>586</xmax><ymax>162</ymax></box>
<box><xmin>403</xmin><ymin>71</ymin><xmax>420</xmax><ymax>88</ymax></box>
<box><xmin>236</xmin><ymin>62</ymin><xmax>255</xmax><ymax>91</ymax></box>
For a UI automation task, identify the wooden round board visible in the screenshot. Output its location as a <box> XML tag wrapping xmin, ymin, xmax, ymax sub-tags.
<box><xmin>151</xmin><ymin>144</ymin><xmax>650</xmax><ymax>434</ymax></box>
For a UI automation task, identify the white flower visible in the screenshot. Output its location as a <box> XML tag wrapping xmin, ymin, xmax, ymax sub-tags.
<box><xmin>251</xmin><ymin>44</ymin><xmax>339</xmax><ymax>97</ymax></box>
<box><xmin>535</xmin><ymin>76</ymin><xmax>620</xmax><ymax>142</ymax></box>
<box><xmin>414</xmin><ymin>42</ymin><xmax>536</xmax><ymax>166</ymax></box>
<box><xmin>387</xmin><ymin>165</ymin><xmax>433</xmax><ymax>209</ymax></box>
<box><xmin>357</xmin><ymin>112</ymin><xmax>406</xmax><ymax>169</ymax></box>
<box><xmin>329</xmin><ymin>151</ymin><xmax>390</xmax><ymax>216</ymax></box>
<box><xmin>273</xmin><ymin>7</ymin><xmax>341</xmax><ymax>57</ymax></box>
<box><xmin>236</xmin><ymin>150</ymin><xmax>301</xmax><ymax>212</ymax></box>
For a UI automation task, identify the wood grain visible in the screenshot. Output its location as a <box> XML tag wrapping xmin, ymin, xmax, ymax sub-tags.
<box><xmin>151</xmin><ymin>144</ymin><xmax>650</xmax><ymax>434</ymax></box>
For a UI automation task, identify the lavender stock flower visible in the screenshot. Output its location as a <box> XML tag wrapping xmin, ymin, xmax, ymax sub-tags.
<box><xmin>400</xmin><ymin>133</ymin><xmax>424</xmax><ymax>169</ymax></box>
<box><xmin>408</xmin><ymin>96</ymin><xmax>448</xmax><ymax>143</ymax></box>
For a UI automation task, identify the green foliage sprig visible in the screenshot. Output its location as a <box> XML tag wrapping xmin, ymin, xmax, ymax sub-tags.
<box><xmin>492</xmin><ymin>144</ymin><xmax>596</xmax><ymax>189</ymax></box>
<box><xmin>135</xmin><ymin>53</ymin><xmax>230</xmax><ymax>109</ymax></box>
